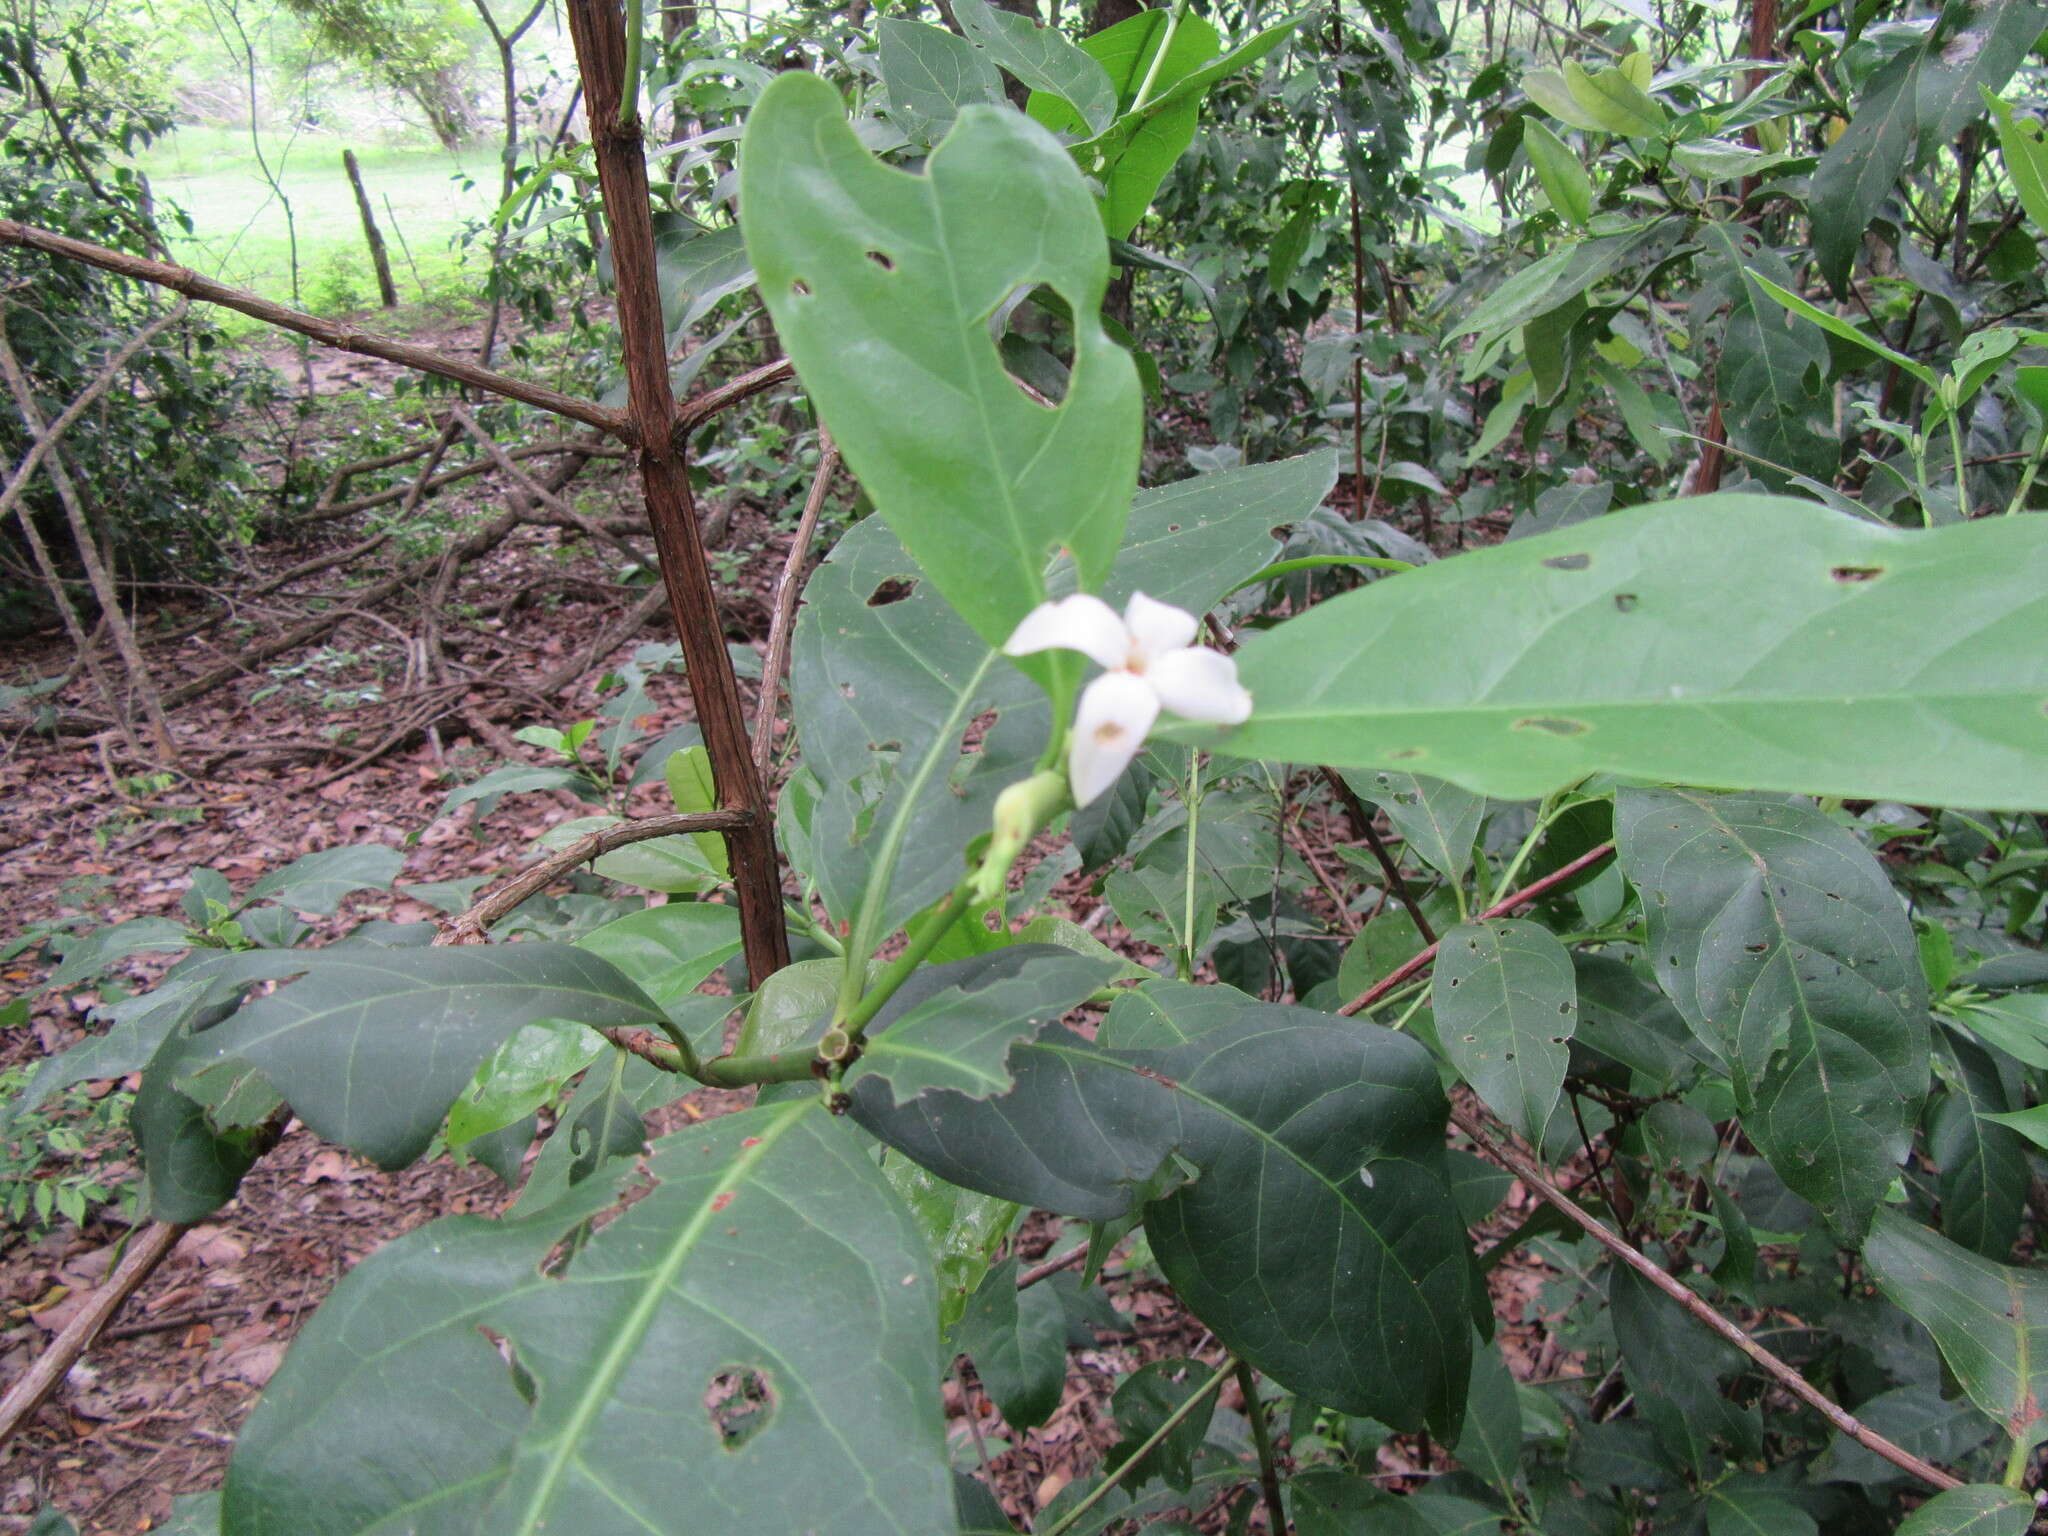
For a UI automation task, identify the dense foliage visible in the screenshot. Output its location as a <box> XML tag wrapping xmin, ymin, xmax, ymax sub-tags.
<box><xmin>9</xmin><ymin>0</ymin><xmax>2048</xmax><ymax>1531</ymax></box>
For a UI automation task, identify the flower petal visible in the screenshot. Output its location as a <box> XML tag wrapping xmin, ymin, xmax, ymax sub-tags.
<box><xmin>1122</xmin><ymin>591</ymin><xmax>1199</xmax><ymax>666</ymax></box>
<box><xmin>1148</xmin><ymin>646</ymin><xmax>1253</xmax><ymax>724</ymax></box>
<box><xmin>1002</xmin><ymin>593</ymin><xmax>1129</xmax><ymax>670</ymax></box>
<box><xmin>1068</xmin><ymin>671</ymin><xmax>1160</xmax><ymax>806</ymax></box>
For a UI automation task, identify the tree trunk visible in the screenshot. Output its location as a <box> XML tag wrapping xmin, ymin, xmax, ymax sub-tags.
<box><xmin>342</xmin><ymin>150</ymin><xmax>399</xmax><ymax>308</ymax></box>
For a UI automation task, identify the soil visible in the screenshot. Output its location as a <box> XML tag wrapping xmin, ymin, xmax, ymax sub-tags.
<box><xmin>0</xmin><ymin>313</ymin><xmax>1562</xmax><ymax>1535</ymax></box>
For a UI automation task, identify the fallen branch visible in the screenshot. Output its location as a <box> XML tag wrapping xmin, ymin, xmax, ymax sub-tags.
<box><xmin>1450</xmin><ymin>1101</ymin><xmax>1963</xmax><ymax>1492</ymax></box>
<box><xmin>0</xmin><ymin>1221</ymin><xmax>186</xmax><ymax>1449</ymax></box>
<box><xmin>1338</xmin><ymin>842</ymin><xmax>1615</xmax><ymax>1016</ymax></box>
<box><xmin>436</xmin><ymin>809</ymin><xmax>752</xmax><ymax>943</ymax></box>
<box><xmin>0</xmin><ymin>218</ymin><xmax>630</xmax><ymax>438</ymax></box>
<box><xmin>754</xmin><ymin>428</ymin><xmax>838</xmax><ymax>779</ymax></box>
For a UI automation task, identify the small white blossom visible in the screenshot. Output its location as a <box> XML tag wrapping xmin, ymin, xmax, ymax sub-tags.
<box><xmin>1003</xmin><ymin>591</ymin><xmax>1252</xmax><ymax>805</ymax></box>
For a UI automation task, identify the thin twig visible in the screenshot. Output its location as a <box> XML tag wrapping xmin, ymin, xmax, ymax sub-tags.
<box><xmin>436</xmin><ymin>810</ymin><xmax>751</xmax><ymax>943</ymax></box>
<box><xmin>0</xmin><ymin>1222</ymin><xmax>187</xmax><ymax>1448</ymax></box>
<box><xmin>672</xmin><ymin>356</ymin><xmax>796</xmax><ymax>438</ymax></box>
<box><xmin>753</xmin><ymin>429</ymin><xmax>839</xmax><ymax>780</ymax></box>
<box><xmin>1319</xmin><ymin>765</ymin><xmax>1436</xmax><ymax>945</ymax></box>
<box><xmin>0</xmin><ymin>218</ymin><xmax>630</xmax><ymax>438</ymax></box>
<box><xmin>1338</xmin><ymin>842</ymin><xmax>1614</xmax><ymax>1017</ymax></box>
<box><xmin>1451</xmin><ymin>1101</ymin><xmax>1963</xmax><ymax>1492</ymax></box>
<box><xmin>1236</xmin><ymin>1360</ymin><xmax>1289</xmax><ymax>1535</ymax></box>
<box><xmin>1017</xmin><ymin>1240</ymin><xmax>1089</xmax><ymax>1290</ymax></box>
<box><xmin>1040</xmin><ymin>1358</ymin><xmax>1237</xmax><ymax>1536</ymax></box>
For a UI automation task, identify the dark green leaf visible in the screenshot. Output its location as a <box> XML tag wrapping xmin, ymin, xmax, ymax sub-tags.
<box><xmin>1108</xmin><ymin>1358</ymin><xmax>1220</xmax><ymax>1492</ymax></box>
<box><xmin>1704</xmin><ymin>1486</ymin><xmax>1817</xmax><ymax>1536</ymax></box>
<box><xmin>244</xmin><ymin>844</ymin><xmax>404</xmax><ymax>916</ymax></box>
<box><xmin>1346</xmin><ymin>769</ymin><xmax>1485</xmax><ymax>882</ymax></box>
<box><xmin>1930</xmin><ymin>1034</ymin><xmax>2029</xmax><ymax>1259</ymax></box>
<box><xmin>1433</xmin><ymin>919</ymin><xmax>1577</xmax><ymax>1144</ymax></box>
<box><xmin>1810</xmin><ymin>51</ymin><xmax>1916</xmax><ymax>293</ymax></box>
<box><xmin>179</xmin><ymin>946</ymin><xmax>665</xmax><ymax>1169</ymax></box>
<box><xmin>1896</xmin><ymin>1485</ymin><xmax>2036</xmax><ymax>1536</ymax></box>
<box><xmin>954</xmin><ymin>1257</ymin><xmax>1069</xmax><ymax>1430</ymax></box>
<box><xmin>46</xmin><ymin>915</ymin><xmax>190</xmax><ymax>989</ymax></box>
<box><xmin>224</xmin><ymin>1104</ymin><xmax>953</xmax><ymax>1535</ymax></box>
<box><xmin>1609</xmin><ymin>1263</ymin><xmax>1761</xmax><ymax>1473</ymax></box>
<box><xmin>1617</xmin><ymin>789</ymin><xmax>1927</xmax><ymax>1237</ymax></box>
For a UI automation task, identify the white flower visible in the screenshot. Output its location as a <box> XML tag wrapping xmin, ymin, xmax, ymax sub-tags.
<box><xmin>1003</xmin><ymin>591</ymin><xmax>1252</xmax><ymax>806</ymax></box>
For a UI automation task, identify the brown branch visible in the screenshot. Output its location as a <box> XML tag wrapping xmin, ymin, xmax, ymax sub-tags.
<box><xmin>673</xmin><ymin>357</ymin><xmax>796</xmax><ymax>439</ymax></box>
<box><xmin>1451</xmin><ymin>1102</ymin><xmax>1963</xmax><ymax>1492</ymax></box>
<box><xmin>0</xmin><ymin>1223</ymin><xmax>184</xmax><ymax>1447</ymax></box>
<box><xmin>566</xmin><ymin>0</ymin><xmax>788</xmax><ymax>985</ymax></box>
<box><xmin>436</xmin><ymin>810</ymin><xmax>751</xmax><ymax>944</ymax></box>
<box><xmin>1319</xmin><ymin>765</ymin><xmax>1436</xmax><ymax>945</ymax></box>
<box><xmin>1018</xmin><ymin>1241</ymin><xmax>1090</xmax><ymax>1290</ymax></box>
<box><xmin>0</xmin><ymin>219</ymin><xmax>631</xmax><ymax>439</ymax></box>
<box><xmin>1338</xmin><ymin>842</ymin><xmax>1614</xmax><ymax>1016</ymax></box>
<box><xmin>447</xmin><ymin>405</ymin><xmax>649</xmax><ymax>568</ymax></box>
<box><xmin>753</xmin><ymin>429</ymin><xmax>838</xmax><ymax>780</ymax></box>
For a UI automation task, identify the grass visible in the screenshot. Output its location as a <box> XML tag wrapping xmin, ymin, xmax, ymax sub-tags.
<box><xmin>133</xmin><ymin>126</ymin><xmax>498</xmax><ymax>323</ymax></box>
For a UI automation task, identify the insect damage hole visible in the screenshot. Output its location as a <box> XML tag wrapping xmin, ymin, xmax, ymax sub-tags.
<box><xmin>1541</xmin><ymin>552</ymin><xmax>1592</xmax><ymax>571</ymax></box>
<box><xmin>866</xmin><ymin>578</ymin><xmax>916</xmax><ymax>607</ymax></box>
<box><xmin>865</xmin><ymin>249</ymin><xmax>895</xmax><ymax>271</ymax></box>
<box><xmin>790</xmin><ymin>278</ymin><xmax>812</xmax><ymax>297</ymax></box>
<box><xmin>1830</xmin><ymin>564</ymin><xmax>1884</xmax><ymax>583</ymax></box>
<box><xmin>706</xmin><ymin>1367</ymin><xmax>777</xmax><ymax>1450</ymax></box>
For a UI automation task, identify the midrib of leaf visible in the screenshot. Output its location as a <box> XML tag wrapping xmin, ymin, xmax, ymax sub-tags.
<box><xmin>1244</xmin><ymin>680</ymin><xmax>2042</xmax><ymax>727</ymax></box>
<box><xmin>2006</xmin><ymin>1266</ymin><xmax>2034</xmax><ymax>1436</ymax></box>
<box><xmin>509</xmin><ymin>1100</ymin><xmax>811</xmax><ymax>1533</ymax></box>
<box><xmin>866</xmin><ymin>1033</ymin><xmax>1011</xmax><ymax>1093</ymax></box>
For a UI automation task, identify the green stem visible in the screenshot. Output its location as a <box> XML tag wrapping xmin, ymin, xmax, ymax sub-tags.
<box><xmin>1948</xmin><ymin>411</ymin><xmax>1971</xmax><ymax>523</ymax></box>
<box><xmin>1384</xmin><ymin>984</ymin><xmax>1433</xmax><ymax>1033</ymax></box>
<box><xmin>840</xmin><ymin>873</ymin><xmax>978</xmax><ymax>1042</ymax></box>
<box><xmin>1039</xmin><ymin>1358</ymin><xmax>1235</xmax><ymax>1536</ymax></box>
<box><xmin>1128</xmin><ymin>0</ymin><xmax>1186</xmax><ymax>113</ymax></box>
<box><xmin>1179</xmin><ymin>752</ymin><xmax>1203</xmax><ymax>982</ymax></box>
<box><xmin>618</xmin><ymin>0</ymin><xmax>645</xmax><ymax>129</ymax></box>
<box><xmin>697</xmin><ymin>1049</ymin><xmax>820</xmax><ymax>1088</ymax></box>
<box><xmin>2003</xmin><ymin>433</ymin><xmax>2048</xmax><ymax>515</ymax></box>
<box><xmin>836</xmin><ymin>651</ymin><xmax>999</xmax><ymax>1020</ymax></box>
<box><xmin>1491</xmin><ymin>789</ymin><xmax>1571</xmax><ymax>902</ymax></box>
<box><xmin>2003</xmin><ymin>1423</ymin><xmax>2033</xmax><ymax>1489</ymax></box>
<box><xmin>1236</xmin><ymin>1361</ymin><xmax>1288</xmax><ymax>1536</ymax></box>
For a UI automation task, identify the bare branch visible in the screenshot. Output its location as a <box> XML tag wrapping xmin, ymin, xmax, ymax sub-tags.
<box><xmin>0</xmin><ymin>219</ymin><xmax>631</xmax><ymax>439</ymax></box>
<box><xmin>753</xmin><ymin>429</ymin><xmax>838</xmax><ymax>779</ymax></box>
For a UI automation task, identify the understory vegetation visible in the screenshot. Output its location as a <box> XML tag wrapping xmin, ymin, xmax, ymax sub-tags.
<box><xmin>3</xmin><ymin>0</ymin><xmax>2048</xmax><ymax>1531</ymax></box>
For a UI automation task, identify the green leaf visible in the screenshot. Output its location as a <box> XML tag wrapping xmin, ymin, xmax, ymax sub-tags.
<box><xmin>1451</xmin><ymin>1338</ymin><xmax>1524</xmax><ymax>1493</ymax></box>
<box><xmin>1570</xmin><ymin>953</ymin><xmax>1711</xmax><ymax>1089</ymax></box>
<box><xmin>877</xmin><ymin>18</ymin><xmax>1005</xmax><ymax>144</ymax></box>
<box><xmin>223</xmin><ymin>1104</ymin><xmax>954</xmax><ymax>1534</ymax></box>
<box><xmin>1522</xmin><ymin>118</ymin><xmax>1594</xmax><ymax>226</ymax></box>
<box><xmin>1703</xmin><ymin>227</ymin><xmax>1839</xmax><ymax>489</ymax></box>
<box><xmin>242</xmin><ymin>844</ymin><xmax>404</xmax><ymax>915</ymax></box>
<box><xmin>445</xmin><ymin>1019</ymin><xmax>605</xmax><ymax>1148</ymax></box>
<box><xmin>1205</xmin><ymin>494</ymin><xmax>2048</xmax><ymax>810</ymax></box>
<box><xmin>1616</xmin><ymin>790</ymin><xmax>1926</xmax><ymax>1238</ymax></box>
<box><xmin>954</xmin><ymin>0</ymin><xmax>1115</xmax><ymax>134</ymax></box>
<box><xmin>852</xmin><ymin>945</ymin><xmax>1119</xmax><ymax>1104</ymax></box>
<box><xmin>1987</xmin><ymin>92</ymin><xmax>2048</xmax><ymax>238</ymax></box>
<box><xmin>1704</xmin><ymin>1486</ymin><xmax>1817</xmax><ymax>1536</ymax></box>
<box><xmin>1913</xmin><ymin>0</ymin><xmax>2048</xmax><ymax>152</ymax></box>
<box><xmin>661</xmin><ymin>747</ymin><xmax>729</xmax><ymax>874</ymax></box>
<box><xmin>1954</xmin><ymin>993</ymin><xmax>2048</xmax><ymax>1069</ymax></box>
<box><xmin>1563</xmin><ymin>59</ymin><xmax>1667</xmax><ymax>136</ymax></box>
<box><xmin>1897</xmin><ymin>1485</ymin><xmax>2036</xmax><ymax>1536</ymax></box>
<box><xmin>1433</xmin><ymin>919</ymin><xmax>1577</xmax><ymax>1145</ymax></box>
<box><xmin>1743</xmin><ymin>270</ymin><xmax>1937</xmax><ymax>385</ymax></box>
<box><xmin>135</xmin><ymin>1029</ymin><xmax>270</xmax><ymax>1223</ymax></box>
<box><xmin>853</xmin><ymin>980</ymin><xmax>1473</xmax><ymax>1435</ymax></box>
<box><xmin>509</xmin><ymin>1054</ymin><xmax>681</xmax><ymax>1216</ymax></box>
<box><xmin>1108</xmin><ymin>1358</ymin><xmax>1220</xmax><ymax>1492</ymax></box>
<box><xmin>1522</xmin><ymin>68</ymin><xmax>1610</xmax><ymax>134</ymax></box>
<box><xmin>178</xmin><ymin>946</ymin><xmax>665</xmax><ymax>1169</ymax></box>
<box><xmin>1810</xmin><ymin>50</ymin><xmax>1917</xmax><ymax>293</ymax></box>
<box><xmin>1864</xmin><ymin>1208</ymin><xmax>2048</xmax><ymax>1444</ymax></box>
<box><xmin>574</xmin><ymin>900</ymin><xmax>742</xmax><ymax>1020</ymax></box>
<box><xmin>742</xmin><ymin>73</ymin><xmax>1140</xmax><ymax>647</ymax></box>
<box><xmin>1608</xmin><ymin>1263</ymin><xmax>1761</xmax><ymax>1472</ymax></box>
<box><xmin>1979</xmin><ymin>1103</ymin><xmax>2048</xmax><ymax>1151</ymax></box>
<box><xmin>46</xmin><ymin>915</ymin><xmax>191</xmax><ymax>990</ymax></box>
<box><xmin>1931</xmin><ymin>1035</ymin><xmax>2029</xmax><ymax>1259</ymax></box>
<box><xmin>1447</xmin><ymin>227</ymin><xmax>1663</xmax><ymax>347</ymax></box>
<box><xmin>886</xmin><ymin>1159</ymin><xmax>1016</xmax><ymax>1334</ymax></box>
<box><xmin>1346</xmin><ymin>769</ymin><xmax>1485</xmax><ymax>882</ymax></box>
<box><xmin>953</xmin><ymin>1256</ymin><xmax>1069</xmax><ymax>1430</ymax></box>
<box><xmin>1594</xmin><ymin>357</ymin><xmax>1675</xmax><ymax>465</ymax></box>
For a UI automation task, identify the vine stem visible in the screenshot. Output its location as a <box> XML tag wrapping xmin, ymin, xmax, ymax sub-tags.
<box><xmin>754</xmin><ymin>430</ymin><xmax>839</xmax><ymax>780</ymax></box>
<box><xmin>1039</xmin><ymin>1358</ymin><xmax>1236</xmax><ymax>1536</ymax></box>
<box><xmin>1337</xmin><ymin>842</ymin><xmax>1615</xmax><ymax>1016</ymax></box>
<box><xmin>1451</xmin><ymin>1101</ymin><xmax>1963</xmax><ymax>1493</ymax></box>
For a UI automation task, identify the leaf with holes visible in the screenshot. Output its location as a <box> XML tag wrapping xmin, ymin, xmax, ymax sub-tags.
<box><xmin>953</xmin><ymin>0</ymin><xmax>1115</xmax><ymax>134</ymax></box>
<box><xmin>877</xmin><ymin>18</ymin><xmax>1005</xmax><ymax>144</ymax></box>
<box><xmin>176</xmin><ymin>945</ymin><xmax>667</xmax><ymax>1169</ymax></box>
<box><xmin>742</xmin><ymin>73</ymin><xmax>1140</xmax><ymax>649</ymax></box>
<box><xmin>1199</xmin><ymin>495</ymin><xmax>2048</xmax><ymax>810</ymax></box>
<box><xmin>1346</xmin><ymin>769</ymin><xmax>1486</xmax><ymax>882</ymax></box>
<box><xmin>852</xmin><ymin>979</ymin><xmax>1472</xmax><ymax>1435</ymax></box>
<box><xmin>1433</xmin><ymin>920</ymin><xmax>1577</xmax><ymax>1145</ymax></box>
<box><xmin>850</xmin><ymin>945</ymin><xmax>1119</xmax><ymax>1104</ymax></box>
<box><xmin>1863</xmin><ymin>1208</ymin><xmax>2048</xmax><ymax>1448</ymax></box>
<box><xmin>222</xmin><ymin>1103</ymin><xmax>952</xmax><ymax>1534</ymax></box>
<box><xmin>1616</xmin><ymin>789</ymin><xmax>1927</xmax><ymax>1238</ymax></box>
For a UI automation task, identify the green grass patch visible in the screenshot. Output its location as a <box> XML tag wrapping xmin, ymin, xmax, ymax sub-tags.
<box><xmin>134</xmin><ymin>127</ymin><xmax>497</xmax><ymax>324</ymax></box>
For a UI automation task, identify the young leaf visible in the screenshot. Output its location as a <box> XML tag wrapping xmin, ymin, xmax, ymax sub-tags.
<box><xmin>1617</xmin><ymin>790</ymin><xmax>1926</xmax><ymax>1239</ymax></box>
<box><xmin>1864</xmin><ymin>1209</ymin><xmax>2048</xmax><ymax>1449</ymax></box>
<box><xmin>224</xmin><ymin>1104</ymin><xmax>954</xmax><ymax>1535</ymax></box>
<box><xmin>1203</xmin><ymin>494</ymin><xmax>2048</xmax><ymax>811</ymax></box>
<box><xmin>742</xmin><ymin>73</ymin><xmax>1140</xmax><ymax>647</ymax></box>
<box><xmin>1433</xmin><ymin>919</ymin><xmax>1577</xmax><ymax>1145</ymax></box>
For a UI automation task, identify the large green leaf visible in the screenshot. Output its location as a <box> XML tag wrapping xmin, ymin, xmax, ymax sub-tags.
<box><xmin>573</xmin><ymin>899</ymin><xmax>743</xmax><ymax>1049</ymax></box>
<box><xmin>1930</xmin><ymin>1033</ymin><xmax>2029</xmax><ymax>1260</ymax></box>
<box><xmin>178</xmin><ymin>945</ymin><xmax>666</xmax><ymax>1169</ymax></box>
<box><xmin>788</xmin><ymin>453</ymin><xmax>1331</xmax><ymax>933</ymax></box>
<box><xmin>1896</xmin><ymin>1485</ymin><xmax>2036</xmax><ymax>1536</ymax></box>
<box><xmin>243</xmin><ymin>844</ymin><xmax>405</xmax><ymax>916</ymax></box>
<box><xmin>852</xmin><ymin>945</ymin><xmax>1119</xmax><ymax>1104</ymax></box>
<box><xmin>1346</xmin><ymin>769</ymin><xmax>1486</xmax><ymax>882</ymax></box>
<box><xmin>1609</xmin><ymin>1263</ymin><xmax>1761</xmax><ymax>1473</ymax></box>
<box><xmin>1616</xmin><ymin>789</ymin><xmax>1926</xmax><ymax>1238</ymax></box>
<box><xmin>952</xmin><ymin>1256</ymin><xmax>1069</xmax><ymax>1430</ymax></box>
<box><xmin>877</xmin><ymin>17</ymin><xmax>1006</xmax><ymax>145</ymax></box>
<box><xmin>1704</xmin><ymin>1487</ymin><xmax>1817</xmax><ymax>1536</ymax></box>
<box><xmin>1810</xmin><ymin>51</ymin><xmax>1919</xmax><ymax>294</ymax></box>
<box><xmin>1864</xmin><ymin>1208</ymin><xmax>2048</xmax><ymax>1446</ymax></box>
<box><xmin>1202</xmin><ymin>494</ymin><xmax>2048</xmax><ymax>810</ymax></box>
<box><xmin>224</xmin><ymin>1103</ymin><xmax>952</xmax><ymax>1534</ymax></box>
<box><xmin>1433</xmin><ymin>919</ymin><xmax>1577</xmax><ymax>1144</ymax></box>
<box><xmin>853</xmin><ymin>980</ymin><xmax>1472</xmax><ymax>1434</ymax></box>
<box><xmin>742</xmin><ymin>73</ymin><xmax>1140</xmax><ymax>647</ymax></box>
<box><xmin>1702</xmin><ymin>226</ymin><xmax>1839</xmax><ymax>489</ymax></box>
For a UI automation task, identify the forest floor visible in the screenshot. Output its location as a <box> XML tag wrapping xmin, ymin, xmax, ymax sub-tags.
<box><xmin>0</xmin><ymin>312</ymin><xmax>1557</xmax><ymax>1534</ymax></box>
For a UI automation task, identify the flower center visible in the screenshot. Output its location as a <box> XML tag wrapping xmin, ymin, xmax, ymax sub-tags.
<box><xmin>1093</xmin><ymin>721</ymin><xmax>1126</xmax><ymax>744</ymax></box>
